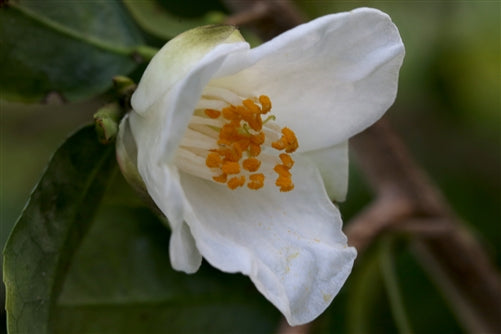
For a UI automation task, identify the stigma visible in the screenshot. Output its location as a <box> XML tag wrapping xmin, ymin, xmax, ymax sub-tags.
<box><xmin>175</xmin><ymin>86</ymin><xmax>298</xmax><ymax>191</ymax></box>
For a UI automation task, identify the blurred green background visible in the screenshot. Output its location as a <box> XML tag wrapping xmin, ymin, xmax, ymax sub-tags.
<box><xmin>1</xmin><ymin>1</ymin><xmax>499</xmax><ymax>333</ymax></box>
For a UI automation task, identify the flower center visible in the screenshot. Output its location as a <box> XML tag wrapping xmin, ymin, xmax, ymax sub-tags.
<box><xmin>174</xmin><ymin>86</ymin><xmax>298</xmax><ymax>191</ymax></box>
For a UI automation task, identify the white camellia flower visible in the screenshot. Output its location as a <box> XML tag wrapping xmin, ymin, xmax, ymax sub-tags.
<box><xmin>117</xmin><ymin>7</ymin><xmax>404</xmax><ymax>326</ymax></box>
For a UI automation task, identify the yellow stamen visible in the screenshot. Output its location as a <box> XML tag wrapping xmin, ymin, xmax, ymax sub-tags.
<box><xmin>259</xmin><ymin>95</ymin><xmax>271</xmax><ymax>114</ymax></box>
<box><xmin>282</xmin><ymin>127</ymin><xmax>299</xmax><ymax>153</ymax></box>
<box><xmin>242</xmin><ymin>157</ymin><xmax>261</xmax><ymax>172</ymax></box>
<box><xmin>213</xmin><ymin>173</ymin><xmax>227</xmax><ymax>183</ymax></box>
<box><xmin>274</xmin><ymin>164</ymin><xmax>292</xmax><ymax>178</ymax></box>
<box><xmin>197</xmin><ymin>93</ymin><xmax>297</xmax><ymax>192</ymax></box>
<box><xmin>276</xmin><ymin>175</ymin><xmax>294</xmax><ymax>192</ymax></box>
<box><xmin>272</xmin><ymin>127</ymin><xmax>298</xmax><ymax>153</ymax></box>
<box><xmin>271</xmin><ymin>140</ymin><xmax>286</xmax><ymax>151</ymax></box>
<box><xmin>247</xmin><ymin>115</ymin><xmax>263</xmax><ymax>131</ymax></box>
<box><xmin>222</xmin><ymin>106</ymin><xmax>239</xmax><ymax>121</ymax></box>
<box><xmin>206</xmin><ymin>152</ymin><xmax>222</xmax><ymax>168</ymax></box>
<box><xmin>249</xmin><ymin>143</ymin><xmax>261</xmax><ymax>157</ymax></box>
<box><xmin>248</xmin><ymin>173</ymin><xmax>265</xmax><ymax>190</ymax></box>
<box><xmin>250</xmin><ymin>132</ymin><xmax>265</xmax><ymax>145</ymax></box>
<box><xmin>228</xmin><ymin>175</ymin><xmax>246</xmax><ymax>189</ymax></box>
<box><xmin>279</xmin><ymin>153</ymin><xmax>294</xmax><ymax>168</ymax></box>
<box><xmin>222</xmin><ymin>161</ymin><xmax>240</xmax><ymax>174</ymax></box>
<box><xmin>204</xmin><ymin>109</ymin><xmax>221</xmax><ymax>119</ymax></box>
<box><xmin>242</xmin><ymin>99</ymin><xmax>261</xmax><ymax>114</ymax></box>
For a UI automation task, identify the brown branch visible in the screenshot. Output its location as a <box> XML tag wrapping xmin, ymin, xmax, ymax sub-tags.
<box><xmin>223</xmin><ymin>0</ymin><xmax>304</xmax><ymax>40</ymax></box>
<box><xmin>224</xmin><ymin>1</ymin><xmax>270</xmax><ymax>26</ymax></box>
<box><xmin>345</xmin><ymin>194</ymin><xmax>414</xmax><ymax>252</ymax></box>
<box><xmin>350</xmin><ymin>118</ymin><xmax>501</xmax><ymax>333</ymax></box>
<box><xmin>220</xmin><ymin>0</ymin><xmax>501</xmax><ymax>333</ymax></box>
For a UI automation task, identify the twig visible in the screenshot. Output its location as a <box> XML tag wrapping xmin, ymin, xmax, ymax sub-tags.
<box><xmin>224</xmin><ymin>1</ymin><xmax>270</xmax><ymax>26</ymax></box>
<box><xmin>223</xmin><ymin>0</ymin><xmax>304</xmax><ymax>40</ymax></box>
<box><xmin>345</xmin><ymin>194</ymin><xmax>414</xmax><ymax>252</ymax></box>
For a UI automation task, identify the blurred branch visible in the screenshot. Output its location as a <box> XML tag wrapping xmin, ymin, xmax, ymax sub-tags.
<box><xmin>222</xmin><ymin>0</ymin><xmax>501</xmax><ymax>333</ymax></box>
<box><xmin>350</xmin><ymin>118</ymin><xmax>501</xmax><ymax>334</ymax></box>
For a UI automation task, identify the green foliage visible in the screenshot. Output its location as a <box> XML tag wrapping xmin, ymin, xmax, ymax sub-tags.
<box><xmin>54</xmin><ymin>204</ymin><xmax>279</xmax><ymax>333</ymax></box>
<box><xmin>3</xmin><ymin>126</ymin><xmax>115</xmax><ymax>334</ymax></box>
<box><xmin>3</xmin><ymin>126</ymin><xmax>280</xmax><ymax>333</ymax></box>
<box><xmin>0</xmin><ymin>0</ymin><xmax>145</xmax><ymax>103</ymax></box>
<box><xmin>2</xmin><ymin>0</ymin><xmax>500</xmax><ymax>333</ymax></box>
<box><xmin>123</xmin><ymin>0</ymin><xmax>226</xmax><ymax>40</ymax></box>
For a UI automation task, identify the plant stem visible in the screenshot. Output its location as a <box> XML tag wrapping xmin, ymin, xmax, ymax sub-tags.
<box><xmin>380</xmin><ymin>238</ymin><xmax>414</xmax><ymax>334</ymax></box>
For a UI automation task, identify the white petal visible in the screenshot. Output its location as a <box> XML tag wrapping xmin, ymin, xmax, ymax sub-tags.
<box><xmin>169</xmin><ymin>221</ymin><xmax>202</xmax><ymax>273</ymax></box>
<box><xmin>131</xmin><ymin>25</ymin><xmax>247</xmax><ymax>113</ymax></box>
<box><xmin>212</xmin><ymin>7</ymin><xmax>405</xmax><ymax>151</ymax></box>
<box><xmin>135</xmin><ymin>157</ymin><xmax>203</xmax><ymax>273</ymax></box>
<box><xmin>127</xmin><ymin>39</ymin><xmax>249</xmax><ymax>226</ymax></box>
<box><xmin>119</xmin><ymin>115</ymin><xmax>203</xmax><ymax>273</ymax></box>
<box><xmin>178</xmin><ymin>157</ymin><xmax>357</xmax><ymax>325</ymax></box>
<box><xmin>301</xmin><ymin>141</ymin><xmax>349</xmax><ymax>202</ymax></box>
<box><xmin>129</xmin><ymin>40</ymin><xmax>249</xmax><ymax>165</ymax></box>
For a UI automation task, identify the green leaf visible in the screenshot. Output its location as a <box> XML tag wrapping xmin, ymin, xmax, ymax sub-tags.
<box><xmin>0</xmin><ymin>1</ymin><xmax>145</xmax><ymax>103</ymax></box>
<box><xmin>122</xmin><ymin>0</ymin><xmax>226</xmax><ymax>40</ymax></box>
<box><xmin>53</xmin><ymin>201</ymin><xmax>280</xmax><ymax>333</ymax></box>
<box><xmin>3</xmin><ymin>125</ymin><xmax>116</xmax><ymax>334</ymax></box>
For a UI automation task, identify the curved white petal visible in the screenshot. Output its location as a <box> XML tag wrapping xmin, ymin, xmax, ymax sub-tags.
<box><xmin>178</xmin><ymin>157</ymin><xmax>357</xmax><ymax>325</ymax></box>
<box><xmin>132</xmin><ymin>25</ymin><xmax>246</xmax><ymax>113</ymax></box>
<box><xmin>211</xmin><ymin>7</ymin><xmax>405</xmax><ymax>151</ymax></box>
<box><xmin>130</xmin><ymin>40</ymin><xmax>249</xmax><ymax>165</ymax></box>
<box><xmin>128</xmin><ymin>40</ymin><xmax>248</xmax><ymax>220</ymax></box>
<box><xmin>169</xmin><ymin>221</ymin><xmax>202</xmax><ymax>273</ymax></box>
<box><xmin>129</xmin><ymin>40</ymin><xmax>251</xmax><ymax>273</ymax></box>
<box><xmin>302</xmin><ymin>141</ymin><xmax>349</xmax><ymax>202</ymax></box>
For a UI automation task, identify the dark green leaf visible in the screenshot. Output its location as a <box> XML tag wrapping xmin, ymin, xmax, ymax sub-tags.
<box><xmin>3</xmin><ymin>125</ymin><xmax>115</xmax><ymax>334</ymax></box>
<box><xmin>54</xmin><ymin>202</ymin><xmax>280</xmax><ymax>333</ymax></box>
<box><xmin>0</xmin><ymin>1</ymin><xmax>145</xmax><ymax>103</ymax></box>
<box><xmin>123</xmin><ymin>0</ymin><xmax>225</xmax><ymax>40</ymax></box>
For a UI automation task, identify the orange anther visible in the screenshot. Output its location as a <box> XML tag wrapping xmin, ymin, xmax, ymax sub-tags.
<box><xmin>216</xmin><ymin>148</ymin><xmax>239</xmax><ymax>162</ymax></box>
<box><xmin>259</xmin><ymin>95</ymin><xmax>271</xmax><ymax>113</ymax></box>
<box><xmin>222</xmin><ymin>161</ymin><xmax>240</xmax><ymax>174</ymax></box>
<box><xmin>242</xmin><ymin>157</ymin><xmax>261</xmax><ymax>172</ymax></box>
<box><xmin>198</xmin><ymin>94</ymin><xmax>296</xmax><ymax>192</ymax></box>
<box><xmin>249</xmin><ymin>143</ymin><xmax>261</xmax><ymax>157</ymax></box>
<box><xmin>250</xmin><ymin>132</ymin><xmax>265</xmax><ymax>145</ymax></box>
<box><xmin>235</xmin><ymin>105</ymin><xmax>249</xmax><ymax>117</ymax></box>
<box><xmin>272</xmin><ymin>139</ymin><xmax>286</xmax><ymax>151</ymax></box>
<box><xmin>235</xmin><ymin>139</ymin><xmax>250</xmax><ymax>152</ymax></box>
<box><xmin>227</xmin><ymin>176</ymin><xmax>246</xmax><ymax>189</ymax></box>
<box><xmin>206</xmin><ymin>152</ymin><xmax>222</xmax><ymax>168</ymax></box>
<box><xmin>275</xmin><ymin>175</ymin><xmax>294</xmax><ymax>192</ymax></box>
<box><xmin>282</xmin><ymin>127</ymin><xmax>298</xmax><ymax>153</ymax></box>
<box><xmin>274</xmin><ymin>164</ymin><xmax>292</xmax><ymax>177</ymax></box>
<box><xmin>220</xmin><ymin>123</ymin><xmax>239</xmax><ymax>139</ymax></box>
<box><xmin>243</xmin><ymin>99</ymin><xmax>261</xmax><ymax>114</ymax></box>
<box><xmin>279</xmin><ymin>153</ymin><xmax>294</xmax><ymax>168</ymax></box>
<box><xmin>222</xmin><ymin>106</ymin><xmax>239</xmax><ymax>120</ymax></box>
<box><xmin>204</xmin><ymin>109</ymin><xmax>221</xmax><ymax>118</ymax></box>
<box><xmin>247</xmin><ymin>115</ymin><xmax>263</xmax><ymax>131</ymax></box>
<box><xmin>248</xmin><ymin>173</ymin><xmax>265</xmax><ymax>190</ymax></box>
<box><xmin>213</xmin><ymin>173</ymin><xmax>227</xmax><ymax>183</ymax></box>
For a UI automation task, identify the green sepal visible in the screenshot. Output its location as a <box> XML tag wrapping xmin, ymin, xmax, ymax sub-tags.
<box><xmin>94</xmin><ymin>103</ymin><xmax>123</xmax><ymax>144</ymax></box>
